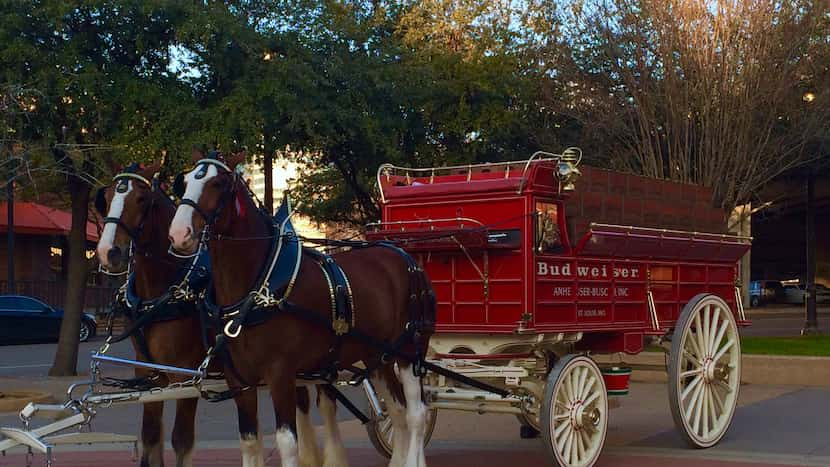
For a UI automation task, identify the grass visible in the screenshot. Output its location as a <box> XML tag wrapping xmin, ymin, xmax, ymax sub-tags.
<box><xmin>644</xmin><ymin>335</ymin><xmax>830</xmax><ymax>356</ymax></box>
<box><xmin>740</xmin><ymin>335</ymin><xmax>830</xmax><ymax>357</ymax></box>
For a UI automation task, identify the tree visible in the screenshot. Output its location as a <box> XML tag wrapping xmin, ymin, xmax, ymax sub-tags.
<box><xmin>0</xmin><ymin>0</ymin><xmax>200</xmax><ymax>374</ymax></box>
<box><xmin>538</xmin><ymin>0</ymin><xmax>830</xmax><ymax>214</ymax></box>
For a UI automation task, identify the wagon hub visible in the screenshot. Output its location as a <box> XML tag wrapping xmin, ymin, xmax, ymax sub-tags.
<box><xmin>572</xmin><ymin>402</ymin><xmax>601</xmax><ymax>430</ymax></box>
<box><xmin>702</xmin><ymin>357</ymin><xmax>730</xmax><ymax>384</ymax></box>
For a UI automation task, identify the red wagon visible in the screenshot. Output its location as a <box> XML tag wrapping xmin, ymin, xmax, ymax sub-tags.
<box><xmin>366</xmin><ymin>149</ymin><xmax>751</xmax><ymax>467</ymax></box>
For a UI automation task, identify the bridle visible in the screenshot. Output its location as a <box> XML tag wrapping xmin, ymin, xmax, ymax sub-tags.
<box><xmin>99</xmin><ymin>172</ymin><xmax>165</xmax><ymax>275</ymax></box>
<box><xmin>171</xmin><ymin>158</ymin><xmax>238</xmax><ymax>258</ymax></box>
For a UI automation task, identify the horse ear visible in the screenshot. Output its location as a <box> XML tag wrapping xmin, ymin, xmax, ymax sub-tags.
<box><xmin>173</xmin><ymin>173</ymin><xmax>186</xmax><ymax>198</ymax></box>
<box><xmin>94</xmin><ymin>187</ymin><xmax>108</xmax><ymax>216</ymax></box>
<box><xmin>139</xmin><ymin>161</ymin><xmax>162</xmax><ymax>181</ymax></box>
<box><xmin>226</xmin><ymin>150</ymin><xmax>247</xmax><ymax>171</ymax></box>
<box><xmin>191</xmin><ymin>145</ymin><xmax>205</xmax><ymax>163</ymax></box>
<box><xmin>102</xmin><ymin>155</ymin><xmax>123</xmax><ymax>175</ymax></box>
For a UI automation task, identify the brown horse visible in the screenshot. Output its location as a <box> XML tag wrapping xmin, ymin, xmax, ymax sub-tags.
<box><xmin>168</xmin><ymin>151</ymin><xmax>435</xmax><ymax>467</ymax></box>
<box><xmin>95</xmin><ymin>164</ymin><xmax>206</xmax><ymax>467</ymax></box>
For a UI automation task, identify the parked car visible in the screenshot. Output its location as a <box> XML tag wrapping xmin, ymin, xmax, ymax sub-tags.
<box><xmin>749</xmin><ymin>280</ymin><xmax>783</xmax><ymax>307</ymax></box>
<box><xmin>781</xmin><ymin>284</ymin><xmax>830</xmax><ymax>305</ymax></box>
<box><xmin>0</xmin><ymin>295</ymin><xmax>97</xmax><ymax>345</ymax></box>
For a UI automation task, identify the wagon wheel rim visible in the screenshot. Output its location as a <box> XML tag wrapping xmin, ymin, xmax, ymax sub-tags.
<box><xmin>674</xmin><ymin>296</ymin><xmax>741</xmax><ymax>447</ymax></box>
<box><xmin>547</xmin><ymin>356</ymin><xmax>607</xmax><ymax>467</ymax></box>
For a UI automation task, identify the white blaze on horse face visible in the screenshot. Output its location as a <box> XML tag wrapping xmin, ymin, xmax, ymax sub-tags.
<box><xmin>96</xmin><ymin>180</ymin><xmax>131</xmax><ymax>268</ymax></box>
<box><xmin>169</xmin><ymin>163</ymin><xmax>218</xmax><ymax>251</ymax></box>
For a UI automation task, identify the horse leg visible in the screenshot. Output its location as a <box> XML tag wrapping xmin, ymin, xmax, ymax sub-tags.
<box><xmin>140</xmin><ymin>401</ymin><xmax>165</xmax><ymax>467</ymax></box>
<box><xmin>318</xmin><ymin>386</ymin><xmax>349</xmax><ymax>467</ymax></box>
<box><xmin>234</xmin><ymin>389</ymin><xmax>264</xmax><ymax>467</ymax></box>
<box><xmin>371</xmin><ymin>369</ymin><xmax>409</xmax><ymax>467</ymax></box>
<box><xmin>296</xmin><ymin>387</ymin><xmax>322</xmax><ymax>467</ymax></box>
<box><xmin>269</xmin><ymin>373</ymin><xmax>300</xmax><ymax>467</ymax></box>
<box><xmin>171</xmin><ymin>397</ymin><xmax>198</xmax><ymax>467</ymax></box>
<box><xmin>397</xmin><ymin>364</ymin><xmax>428</xmax><ymax>467</ymax></box>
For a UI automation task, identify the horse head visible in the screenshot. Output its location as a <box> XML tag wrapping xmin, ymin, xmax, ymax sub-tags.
<box><xmin>95</xmin><ymin>161</ymin><xmax>163</xmax><ymax>273</ymax></box>
<box><xmin>168</xmin><ymin>147</ymin><xmax>247</xmax><ymax>255</ymax></box>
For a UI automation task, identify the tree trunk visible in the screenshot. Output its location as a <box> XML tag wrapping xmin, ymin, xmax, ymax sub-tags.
<box><xmin>264</xmin><ymin>151</ymin><xmax>274</xmax><ymax>214</ymax></box>
<box><xmin>49</xmin><ymin>169</ymin><xmax>91</xmax><ymax>376</ymax></box>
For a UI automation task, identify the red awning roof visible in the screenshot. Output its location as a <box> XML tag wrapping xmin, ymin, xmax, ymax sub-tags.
<box><xmin>0</xmin><ymin>202</ymin><xmax>99</xmax><ymax>242</ymax></box>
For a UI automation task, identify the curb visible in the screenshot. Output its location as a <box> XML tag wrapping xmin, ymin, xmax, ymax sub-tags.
<box><xmin>0</xmin><ymin>391</ymin><xmax>54</xmax><ymax>413</ymax></box>
<box><xmin>596</xmin><ymin>352</ymin><xmax>830</xmax><ymax>386</ymax></box>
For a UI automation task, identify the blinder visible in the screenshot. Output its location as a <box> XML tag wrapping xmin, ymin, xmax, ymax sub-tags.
<box><xmin>94</xmin><ymin>187</ymin><xmax>108</xmax><ymax>216</ymax></box>
<box><xmin>173</xmin><ymin>173</ymin><xmax>185</xmax><ymax>198</ymax></box>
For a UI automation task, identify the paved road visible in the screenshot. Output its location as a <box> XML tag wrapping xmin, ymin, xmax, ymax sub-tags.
<box><xmin>743</xmin><ymin>305</ymin><xmax>830</xmax><ymax>337</ymax></box>
<box><xmin>2</xmin><ymin>379</ymin><xmax>829</xmax><ymax>466</ymax></box>
<box><xmin>2</xmin><ymin>325</ymin><xmax>830</xmax><ymax>466</ymax></box>
<box><xmin>0</xmin><ymin>338</ymin><xmax>134</xmax><ymax>377</ymax></box>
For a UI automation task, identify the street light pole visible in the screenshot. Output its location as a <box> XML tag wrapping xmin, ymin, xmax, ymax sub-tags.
<box><xmin>802</xmin><ymin>168</ymin><xmax>819</xmax><ymax>335</ymax></box>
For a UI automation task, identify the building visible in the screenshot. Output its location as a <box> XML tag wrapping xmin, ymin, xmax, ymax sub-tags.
<box><xmin>751</xmin><ymin>167</ymin><xmax>830</xmax><ymax>287</ymax></box>
<box><xmin>241</xmin><ymin>158</ymin><xmax>326</xmax><ymax>239</ymax></box>
<box><xmin>0</xmin><ymin>202</ymin><xmax>114</xmax><ymax>311</ymax></box>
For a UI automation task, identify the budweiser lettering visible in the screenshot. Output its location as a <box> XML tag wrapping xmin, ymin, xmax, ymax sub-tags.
<box><xmin>537</xmin><ymin>262</ymin><xmax>640</xmax><ymax>279</ymax></box>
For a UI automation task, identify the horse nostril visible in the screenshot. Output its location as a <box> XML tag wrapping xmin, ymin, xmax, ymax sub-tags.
<box><xmin>107</xmin><ymin>246</ymin><xmax>122</xmax><ymax>266</ymax></box>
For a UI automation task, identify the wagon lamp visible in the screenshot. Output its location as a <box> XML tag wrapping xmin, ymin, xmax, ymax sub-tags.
<box><xmin>557</xmin><ymin>161</ymin><xmax>581</xmax><ymax>192</ymax></box>
<box><xmin>803</xmin><ymin>91</ymin><xmax>815</xmax><ymax>103</ymax></box>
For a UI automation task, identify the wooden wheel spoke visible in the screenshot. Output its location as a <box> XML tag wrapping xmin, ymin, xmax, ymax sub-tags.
<box><xmin>582</xmin><ymin>375</ymin><xmax>597</xmax><ymax>402</ymax></box>
<box><xmin>680</xmin><ymin>368</ymin><xmax>703</xmax><ymax>379</ymax></box>
<box><xmin>713</xmin><ymin>338</ymin><xmax>736</xmax><ymax>363</ymax></box>
<box><xmin>686</xmin><ymin>328</ymin><xmax>704</xmax><ymax>361</ymax></box>
<box><xmin>555</xmin><ymin>417</ymin><xmax>570</xmax><ymax>439</ymax></box>
<box><xmin>712</xmin><ymin>379</ymin><xmax>733</xmax><ymax>394</ymax></box>
<box><xmin>710</xmin><ymin>383</ymin><xmax>726</xmax><ymax>413</ymax></box>
<box><xmin>563</xmin><ymin>427</ymin><xmax>575</xmax><ymax>459</ymax></box>
<box><xmin>701</xmin><ymin>386</ymin><xmax>709</xmax><ymax>437</ymax></box>
<box><xmin>681</xmin><ymin>375</ymin><xmax>703</xmax><ymax>401</ymax></box>
<box><xmin>583</xmin><ymin>388</ymin><xmax>601</xmax><ymax>408</ymax></box>
<box><xmin>684</xmin><ymin>382</ymin><xmax>704</xmax><ymax>420</ymax></box>
<box><xmin>577</xmin><ymin>367</ymin><xmax>589</xmax><ymax>401</ymax></box>
<box><xmin>711</xmin><ymin>320</ymin><xmax>729</xmax><ymax>357</ymax></box>
<box><xmin>707</xmin><ymin>386</ymin><xmax>719</xmax><ymax>425</ymax></box>
<box><xmin>683</xmin><ymin>349</ymin><xmax>701</xmax><ymax>366</ymax></box>
<box><xmin>708</xmin><ymin>307</ymin><xmax>721</xmax><ymax>355</ymax></box>
<box><xmin>703</xmin><ymin>305</ymin><xmax>711</xmax><ymax>357</ymax></box>
<box><xmin>692</xmin><ymin>381</ymin><xmax>705</xmax><ymax>435</ymax></box>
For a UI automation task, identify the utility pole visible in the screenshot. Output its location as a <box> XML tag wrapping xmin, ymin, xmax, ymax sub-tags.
<box><xmin>802</xmin><ymin>168</ymin><xmax>819</xmax><ymax>335</ymax></box>
<box><xmin>6</xmin><ymin>161</ymin><xmax>14</xmax><ymax>293</ymax></box>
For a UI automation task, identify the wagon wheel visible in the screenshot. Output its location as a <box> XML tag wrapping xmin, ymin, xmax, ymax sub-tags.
<box><xmin>668</xmin><ymin>293</ymin><xmax>741</xmax><ymax>448</ymax></box>
<box><xmin>541</xmin><ymin>354</ymin><xmax>608</xmax><ymax>467</ymax></box>
<box><xmin>365</xmin><ymin>397</ymin><xmax>438</xmax><ymax>459</ymax></box>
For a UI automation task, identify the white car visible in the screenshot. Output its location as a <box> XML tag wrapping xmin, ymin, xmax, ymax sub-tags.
<box><xmin>782</xmin><ymin>284</ymin><xmax>830</xmax><ymax>304</ymax></box>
